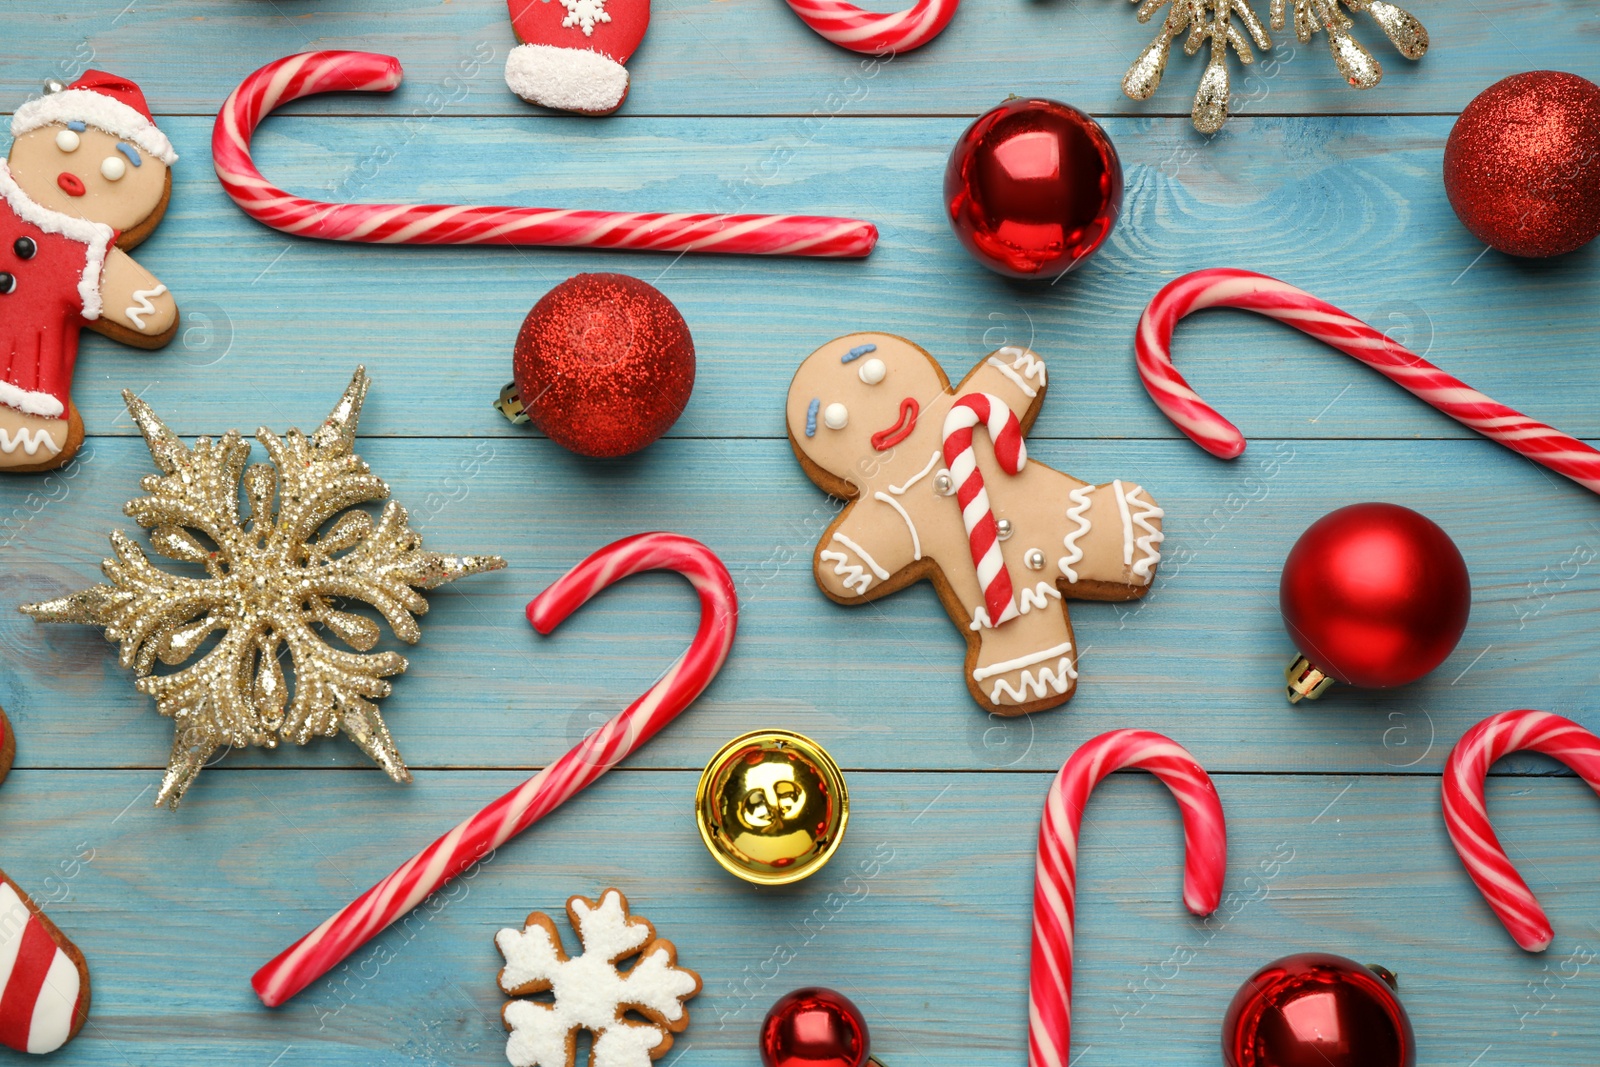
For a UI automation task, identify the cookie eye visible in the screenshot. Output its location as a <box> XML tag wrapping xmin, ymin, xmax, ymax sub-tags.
<box><xmin>55</xmin><ymin>129</ymin><xmax>80</xmax><ymax>153</ymax></box>
<box><xmin>823</xmin><ymin>403</ymin><xmax>849</xmax><ymax>430</ymax></box>
<box><xmin>100</xmin><ymin>155</ymin><xmax>127</xmax><ymax>181</ymax></box>
<box><xmin>858</xmin><ymin>358</ymin><xmax>886</xmax><ymax>385</ymax></box>
<box><xmin>13</xmin><ymin>237</ymin><xmax>35</xmax><ymax>261</ymax></box>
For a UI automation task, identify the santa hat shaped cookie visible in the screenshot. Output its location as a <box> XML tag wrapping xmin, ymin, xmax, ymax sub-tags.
<box><xmin>505</xmin><ymin>0</ymin><xmax>649</xmax><ymax>115</ymax></box>
<box><xmin>12</xmin><ymin>70</ymin><xmax>177</xmax><ymax>165</ymax></box>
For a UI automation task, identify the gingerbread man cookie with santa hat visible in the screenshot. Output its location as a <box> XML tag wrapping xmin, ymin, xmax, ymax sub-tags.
<box><xmin>505</xmin><ymin>0</ymin><xmax>649</xmax><ymax>115</ymax></box>
<box><xmin>787</xmin><ymin>334</ymin><xmax>1165</xmax><ymax>715</ymax></box>
<box><xmin>0</xmin><ymin>70</ymin><xmax>179</xmax><ymax>471</ymax></box>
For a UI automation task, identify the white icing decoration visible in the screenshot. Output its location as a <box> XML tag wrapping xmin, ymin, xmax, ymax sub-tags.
<box><xmin>124</xmin><ymin>284</ymin><xmax>167</xmax><ymax>330</ymax></box>
<box><xmin>505</xmin><ymin>44</ymin><xmax>629</xmax><ymax>114</ymax></box>
<box><xmin>823</xmin><ymin>402</ymin><xmax>849</xmax><ymax>430</ymax></box>
<box><xmin>0</xmin><ymin>160</ymin><xmax>113</xmax><ymax>332</ymax></box>
<box><xmin>495</xmin><ymin>889</ymin><xmax>698</xmax><ymax>1067</ymax></box>
<box><xmin>973</xmin><ymin>640</ymin><xmax>1076</xmax><ymax>682</ymax></box>
<box><xmin>11</xmin><ymin>90</ymin><xmax>178</xmax><ymax>165</ymax></box>
<box><xmin>832</xmin><ymin>532</ymin><xmax>889</xmax><ymax>580</ymax></box>
<box><xmin>889</xmin><ymin>451</ymin><xmax>940</xmax><ymax>495</ymax></box>
<box><xmin>969</xmin><ymin>581</ymin><xmax>1060</xmax><ymax>630</ymax></box>
<box><xmin>54</xmin><ymin>129</ymin><xmax>79</xmax><ymax>153</ymax></box>
<box><xmin>873</xmin><ymin>492</ymin><xmax>921</xmax><ymax>561</ymax></box>
<box><xmin>819</xmin><ymin>551</ymin><xmax>870</xmax><ymax>595</ymax></box>
<box><xmin>559</xmin><ymin>0</ymin><xmax>611</xmax><ymax>35</ymax></box>
<box><xmin>988</xmin><ymin>658</ymin><xmax>1077</xmax><ymax>703</ymax></box>
<box><xmin>858</xmin><ymin>357</ymin><xmax>886</xmax><ymax>385</ymax></box>
<box><xmin>1114</xmin><ymin>479</ymin><xmax>1135</xmax><ymax>565</ymax></box>
<box><xmin>1123</xmin><ymin>484</ymin><xmax>1165</xmax><ymax>584</ymax></box>
<box><xmin>99</xmin><ymin>154</ymin><xmax>125</xmax><ymax>181</ymax></box>
<box><xmin>1057</xmin><ymin>484</ymin><xmax>1095</xmax><ymax>584</ymax></box>
<box><xmin>0</xmin><ymin>426</ymin><xmax>62</xmax><ymax>457</ymax></box>
<box><xmin>985</xmin><ymin>348</ymin><xmax>1047</xmax><ymax>399</ymax></box>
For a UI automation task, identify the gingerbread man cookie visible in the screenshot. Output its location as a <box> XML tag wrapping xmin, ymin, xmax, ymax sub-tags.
<box><xmin>787</xmin><ymin>334</ymin><xmax>1164</xmax><ymax>715</ymax></box>
<box><xmin>0</xmin><ymin>71</ymin><xmax>179</xmax><ymax>472</ymax></box>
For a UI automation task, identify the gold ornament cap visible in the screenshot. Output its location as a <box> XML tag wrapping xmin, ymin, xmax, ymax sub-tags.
<box><xmin>696</xmin><ymin>730</ymin><xmax>848</xmax><ymax>886</ymax></box>
<box><xmin>1285</xmin><ymin>654</ymin><xmax>1336</xmax><ymax>704</ymax></box>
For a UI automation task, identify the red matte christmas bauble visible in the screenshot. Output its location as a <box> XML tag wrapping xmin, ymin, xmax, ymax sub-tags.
<box><xmin>512</xmin><ymin>273</ymin><xmax>694</xmax><ymax>457</ymax></box>
<box><xmin>1280</xmin><ymin>503</ymin><xmax>1470</xmax><ymax>690</ymax></box>
<box><xmin>761</xmin><ymin>988</ymin><xmax>871</xmax><ymax>1067</ymax></box>
<box><xmin>944</xmin><ymin>98</ymin><xmax>1122</xmax><ymax>279</ymax></box>
<box><xmin>1443</xmin><ymin>71</ymin><xmax>1600</xmax><ymax>258</ymax></box>
<box><xmin>1223</xmin><ymin>953</ymin><xmax>1415</xmax><ymax>1067</ymax></box>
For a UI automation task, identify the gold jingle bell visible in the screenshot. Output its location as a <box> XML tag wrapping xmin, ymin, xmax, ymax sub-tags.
<box><xmin>696</xmin><ymin>730</ymin><xmax>848</xmax><ymax>886</ymax></box>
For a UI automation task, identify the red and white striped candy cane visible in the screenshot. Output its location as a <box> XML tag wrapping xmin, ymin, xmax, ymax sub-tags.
<box><xmin>213</xmin><ymin>51</ymin><xmax>878</xmax><ymax>259</ymax></box>
<box><xmin>942</xmin><ymin>393</ymin><xmax>1025</xmax><ymax>628</ymax></box>
<box><xmin>782</xmin><ymin>0</ymin><xmax>959</xmax><ymax>54</ymax></box>
<box><xmin>1442</xmin><ymin>709</ymin><xmax>1600</xmax><ymax>953</ymax></box>
<box><xmin>251</xmin><ymin>532</ymin><xmax>737</xmax><ymax>1007</ymax></box>
<box><xmin>1030</xmin><ymin>729</ymin><xmax>1226</xmax><ymax>1067</ymax></box>
<box><xmin>1137</xmin><ymin>268</ymin><xmax>1600</xmax><ymax>495</ymax></box>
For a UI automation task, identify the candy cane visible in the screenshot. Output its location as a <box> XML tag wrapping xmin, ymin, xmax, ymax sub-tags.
<box><xmin>213</xmin><ymin>51</ymin><xmax>878</xmax><ymax>259</ymax></box>
<box><xmin>1137</xmin><ymin>268</ymin><xmax>1600</xmax><ymax>495</ymax></box>
<box><xmin>782</xmin><ymin>0</ymin><xmax>959</xmax><ymax>54</ymax></box>
<box><xmin>1442</xmin><ymin>709</ymin><xmax>1600</xmax><ymax>953</ymax></box>
<box><xmin>1030</xmin><ymin>729</ymin><xmax>1226</xmax><ymax>1067</ymax></box>
<box><xmin>251</xmin><ymin>532</ymin><xmax>737</xmax><ymax>1007</ymax></box>
<box><xmin>942</xmin><ymin>392</ymin><xmax>1025</xmax><ymax>628</ymax></box>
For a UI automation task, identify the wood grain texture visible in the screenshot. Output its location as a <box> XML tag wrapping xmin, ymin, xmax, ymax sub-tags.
<box><xmin>2</xmin><ymin>0</ymin><xmax>1598</xmax><ymax>1063</ymax></box>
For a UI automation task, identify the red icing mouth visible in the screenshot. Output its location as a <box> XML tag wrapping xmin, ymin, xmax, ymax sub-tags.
<box><xmin>871</xmin><ymin>397</ymin><xmax>919</xmax><ymax>451</ymax></box>
<box><xmin>56</xmin><ymin>172</ymin><xmax>86</xmax><ymax>197</ymax></box>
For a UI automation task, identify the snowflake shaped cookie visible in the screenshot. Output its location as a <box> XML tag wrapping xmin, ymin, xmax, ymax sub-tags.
<box><xmin>495</xmin><ymin>890</ymin><xmax>701</xmax><ymax>1067</ymax></box>
<box><xmin>560</xmin><ymin>0</ymin><xmax>612</xmax><ymax>35</ymax></box>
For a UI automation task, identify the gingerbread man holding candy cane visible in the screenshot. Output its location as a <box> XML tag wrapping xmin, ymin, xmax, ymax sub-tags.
<box><xmin>787</xmin><ymin>334</ymin><xmax>1164</xmax><ymax>715</ymax></box>
<box><xmin>0</xmin><ymin>71</ymin><xmax>179</xmax><ymax>472</ymax></box>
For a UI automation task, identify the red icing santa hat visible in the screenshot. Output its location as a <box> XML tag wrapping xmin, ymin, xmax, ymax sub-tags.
<box><xmin>504</xmin><ymin>0</ymin><xmax>649</xmax><ymax>116</ymax></box>
<box><xmin>11</xmin><ymin>71</ymin><xmax>178</xmax><ymax>165</ymax></box>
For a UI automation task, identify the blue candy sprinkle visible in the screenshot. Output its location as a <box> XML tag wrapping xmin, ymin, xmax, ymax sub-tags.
<box><xmin>805</xmin><ymin>398</ymin><xmax>820</xmax><ymax>437</ymax></box>
<box><xmin>840</xmin><ymin>343</ymin><xmax>876</xmax><ymax>363</ymax></box>
<box><xmin>115</xmin><ymin>142</ymin><xmax>142</xmax><ymax>167</ymax></box>
<box><xmin>66</xmin><ymin>121</ymin><xmax>86</xmax><ymax>132</ymax></box>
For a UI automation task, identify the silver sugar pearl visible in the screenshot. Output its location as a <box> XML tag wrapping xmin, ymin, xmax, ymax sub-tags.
<box><xmin>933</xmin><ymin>470</ymin><xmax>954</xmax><ymax>496</ymax></box>
<box><xmin>42</xmin><ymin>79</ymin><xmax>66</xmax><ymax>96</ymax></box>
<box><xmin>1024</xmin><ymin>548</ymin><xmax>1045</xmax><ymax>570</ymax></box>
<box><xmin>996</xmin><ymin>519</ymin><xmax>1013</xmax><ymax>541</ymax></box>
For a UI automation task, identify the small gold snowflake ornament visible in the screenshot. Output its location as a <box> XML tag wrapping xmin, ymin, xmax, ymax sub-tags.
<box><xmin>21</xmin><ymin>368</ymin><xmax>506</xmax><ymax>809</ymax></box>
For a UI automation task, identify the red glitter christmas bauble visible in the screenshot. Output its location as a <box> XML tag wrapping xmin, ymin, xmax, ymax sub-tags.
<box><xmin>944</xmin><ymin>98</ymin><xmax>1122</xmax><ymax>279</ymax></box>
<box><xmin>1280</xmin><ymin>503</ymin><xmax>1470</xmax><ymax>690</ymax></box>
<box><xmin>761</xmin><ymin>988</ymin><xmax>871</xmax><ymax>1067</ymax></box>
<box><xmin>1444</xmin><ymin>71</ymin><xmax>1600</xmax><ymax>258</ymax></box>
<box><xmin>512</xmin><ymin>273</ymin><xmax>694</xmax><ymax>457</ymax></box>
<box><xmin>1223</xmin><ymin>953</ymin><xmax>1415</xmax><ymax>1067</ymax></box>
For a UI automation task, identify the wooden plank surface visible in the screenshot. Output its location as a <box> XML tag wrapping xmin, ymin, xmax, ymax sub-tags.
<box><xmin>3</xmin><ymin>0</ymin><xmax>1600</xmax><ymax>1064</ymax></box>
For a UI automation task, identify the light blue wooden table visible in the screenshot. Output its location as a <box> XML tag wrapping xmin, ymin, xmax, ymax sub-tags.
<box><xmin>2</xmin><ymin>1</ymin><xmax>1598</xmax><ymax>1063</ymax></box>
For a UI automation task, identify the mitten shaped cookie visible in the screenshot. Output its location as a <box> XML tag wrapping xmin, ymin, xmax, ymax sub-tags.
<box><xmin>505</xmin><ymin>0</ymin><xmax>649</xmax><ymax>115</ymax></box>
<box><xmin>0</xmin><ymin>71</ymin><xmax>179</xmax><ymax>471</ymax></box>
<box><xmin>787</xmin><ymin>334</ymin><xmax>1164</xmax><ymax>715</ymax></box>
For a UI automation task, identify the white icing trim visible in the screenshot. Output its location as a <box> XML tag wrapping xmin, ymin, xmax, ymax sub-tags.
<box><xmin>124</xmin><ymin>283</ymin><xmax>166</xmax><ymax>330</ymax></box>
<box><xmin>1113</xmin><ymin>478</ymin><xmax>1135</xmax><ymax>566</ymax></box>
<box><xmin>819</xmin><ymin>550</ymin><xmax>871</xmax><ymax>595</ymax></box>
<box><xmin>0</xmin><ymin>161</ymin><xmax>112</xmax><ymax>323</ymax></box>
<box><xmin>12</xmin><ymin>90</ymin><xmax>177</xmax><ymax>165</ymax></box>
<box><xmin>0</xmin><ymin>381</ymin><xmax>64</xmax><ymax>420</ymax></box>
<box><xmin>0</xmin><ymin>426</ymin><xmax>62</xmax><ymax>456</ymax></box>
<box><xmin>505</xmin><ymin>43</ymin><xmax>629</xmax><ymax>114</ymax></box>
<box><xmin>986</xmin><ymin>355</ymin><xmax>1037</xmax><ymax>398</ymax></box>
<box><xmin>972</xmin><ymin>640</ymin><xmax>1075</xmax><ymax>682</ymax></box>
<box><xmin>832</xmin><ymin>532</ymin><xmax>889</xmax><ymax>579</ymax></box>
<box><xmin>1000</xmin><ymin>347</ymin><xmax>1047</xmax><ymax>386</ymax></box>
<box><xmin>970</xmin><ymin>581</ymin><xmax>1061</xmax><ymax>630</ymax></box>
<box><xmin>889</xmin><ymin>450</ymin><xmax>940</xmax><ymax>495</ymax></box>
<box><xmin>1057</xmin><ymin>484</ymin><xmax>1095</xmax><ymax>584</ymax></box>
<box><xmin>989</xmin><ymin>657</ymin><xmax>1077</xmax><ymax>703</ymax></box>
<box><xmin>1123</xmin><ymin>484</ymin><xmax>1165</xmax><ymax>584</ymax></box>
<box><xmin>873</xmin><ymin>491</ymin><xmax>921</xmax><ymax>561</ymax></box>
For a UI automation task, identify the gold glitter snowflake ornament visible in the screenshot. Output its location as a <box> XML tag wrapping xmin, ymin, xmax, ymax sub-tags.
<box><xmin>1122</xmin><ymin>0</ymin><xmax>1428</xmax><ymax>133</ymax></box>
<box><xmin>21</xmin><ymin>368</ymin><xmax>506</xmax><ymax>809</ymax></box>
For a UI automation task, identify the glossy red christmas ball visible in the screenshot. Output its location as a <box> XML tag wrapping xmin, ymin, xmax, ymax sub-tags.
<box><xmin>944</xmin><ymin>98</ymin><xmax>1122</xmax><ymax>279</ymax></box>
<box><xmin>512</xmin><ymin>273</ymin><xmax>694</xmax><ymax>457</ymax></box>
<box><xmin>1280</xmin><ymin>503</ymin><xmax>1470</xmax><ymax>691</ymax></box>
<box><xmin>1223</xmin><ymin>953</ymin><xmax>1415</xmax><ymax>1067</ymax></box>
<box><xmin>1444</xmin><ymin>71</ymin><xmax>1600</xmax><ymax>257</ymax></box>
<box><xmin>761</xmin><ymin>988</ymin><xmax>871</xmax><ymax>1067</ymax></box>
